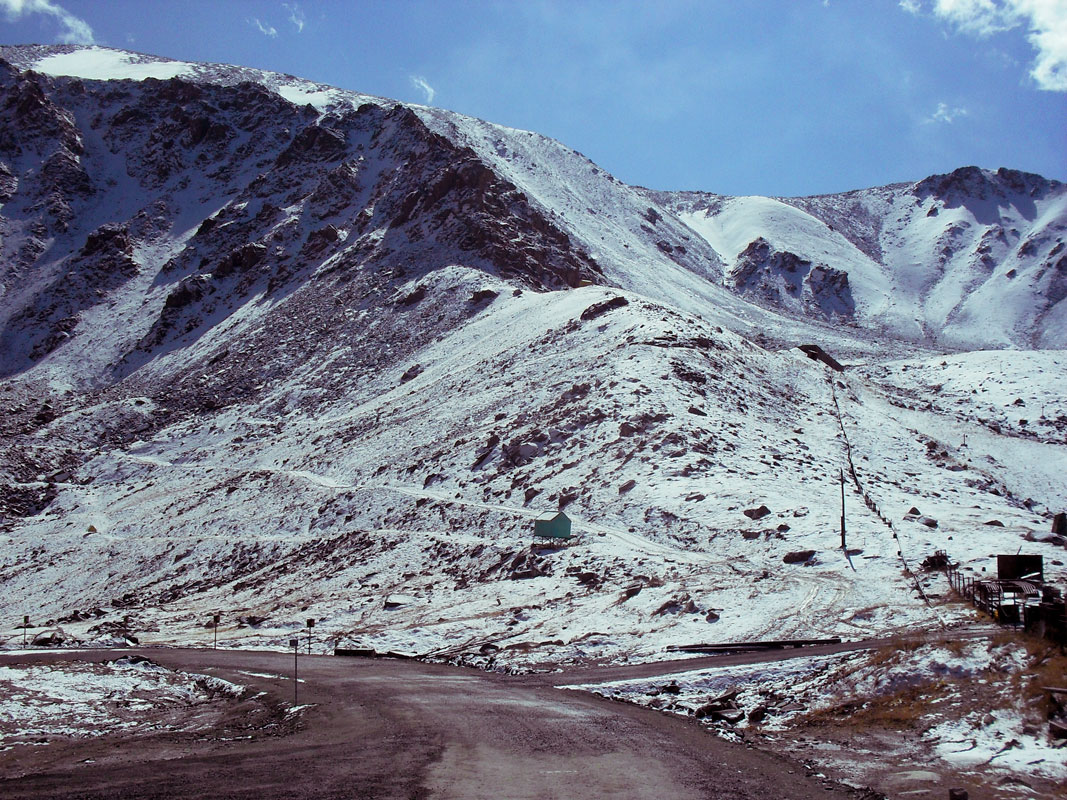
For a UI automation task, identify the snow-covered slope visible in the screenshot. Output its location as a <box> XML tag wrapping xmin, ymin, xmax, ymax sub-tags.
<box><xmin>0</xmin><ymin>46</ymin><xmax>1064</xmax><ymax>673</ymax></box>
<box><xmin>656</xmin><ymin>167</ymin><xmax>1066</xmax><ymax>349</ymax></box>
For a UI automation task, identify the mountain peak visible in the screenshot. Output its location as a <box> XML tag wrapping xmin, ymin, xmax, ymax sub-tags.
<box><xmin>914</xmin><ymin>164</ymin><xmax>1061</xmax><ymax>202</ymax></box>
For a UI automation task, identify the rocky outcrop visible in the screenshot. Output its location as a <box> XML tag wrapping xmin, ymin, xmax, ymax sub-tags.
<box><xmin>732</xmin><ymin>237</ymin><xmax>854</xmax><ymax>318</ymax></box>
<box><xmin>914</xmin><ymin>165</ymin><xmax>1060</xmax><ymax>203</ymax></box>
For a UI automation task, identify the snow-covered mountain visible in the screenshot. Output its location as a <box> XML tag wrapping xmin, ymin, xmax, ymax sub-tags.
<box><xmin>0</xmin><ymin>45</ymin><xmax>1064</xmax><ymax>676</ymax></box>
<box><xmin>655</xmin><ymin>166</ymin><xmax>1066</xmax><ymax>350</ymax></box>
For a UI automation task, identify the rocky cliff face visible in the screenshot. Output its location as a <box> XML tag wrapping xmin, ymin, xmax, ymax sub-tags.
<box><xmin>0</xmin><ymin>57</ymin><xmax>602</xmax><ymax>381</ymax></box>
<box><xmin>731</xmin><ymin>237</ymin><xmax>854</xmax><ymax>318</ymax></box>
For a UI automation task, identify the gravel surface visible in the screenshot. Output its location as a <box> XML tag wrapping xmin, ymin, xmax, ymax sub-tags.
<box><xmin>0</xmin><ymin>647</ymin><xmax>873</xmax><ymax>799</ymax></box>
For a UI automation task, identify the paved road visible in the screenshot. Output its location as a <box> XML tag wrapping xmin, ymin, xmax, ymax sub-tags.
<box><xmin>0</xmin><ymin>647</ymin><xmax>862</xmax><ymax>800</ymax></box>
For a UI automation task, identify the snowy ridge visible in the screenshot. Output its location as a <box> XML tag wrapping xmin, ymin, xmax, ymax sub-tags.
<box><xmin>1</xmin><ymin>44</ymin><xmax>383</xmax><ymax>111</ymax></box>
<box><xmin>655</xmin><ymin>167</ymin><xmax>1066</xmax><ymax>349</ymax></box>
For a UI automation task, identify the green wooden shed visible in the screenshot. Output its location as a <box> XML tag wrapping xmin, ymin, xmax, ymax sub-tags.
<box><xmin>534</xmin><ymin>511</ymin><xmax>572</xmax><ymax>540</ymax></box>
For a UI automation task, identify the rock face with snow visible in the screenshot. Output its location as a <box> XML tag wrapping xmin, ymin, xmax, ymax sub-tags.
<box><xmin>730</xmin><ymin>237</ymin><xmax>854</xmax><ymax>319</ymax></box>
<box><xmin>0</xmin><ymin>45</ymin><xmax>1065</xmax><ymax>666</ymax></box>
<box><xmin>656</xmin><ymin>165</ymin><xmax>1066</xmax><ymax>349</ymax></box>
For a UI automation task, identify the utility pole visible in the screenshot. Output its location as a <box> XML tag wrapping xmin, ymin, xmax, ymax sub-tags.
<box><xmin>289</xmin><ymin>638</ymin><xmax>299</xmax><ymax>704</ymax></box>
<box><xmin>840</xmin><ymin>469</ymin><xmax>846</xmax><ymax>550</ymax></box>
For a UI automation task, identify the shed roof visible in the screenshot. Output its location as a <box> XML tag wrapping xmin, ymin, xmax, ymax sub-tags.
<box><xmin>535</xmin><ymin>511</ymin><xmax>568</xmax><ymax>522</ymax></box>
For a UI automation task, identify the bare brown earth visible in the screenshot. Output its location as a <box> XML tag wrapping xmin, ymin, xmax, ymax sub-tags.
<box><xmin>0</xmin><ymin>647</ymin><xmax>880</xmax><ymax>800</ymax></box>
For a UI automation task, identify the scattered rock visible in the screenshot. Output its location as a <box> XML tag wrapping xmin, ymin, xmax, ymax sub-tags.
<box><xmin>783</xmin><ymin>550</ymin><xmax>816</xmax><ymax>564</ymax></box>
<box><xmin>384</xmin><ymin>594</ymin><xmax>418</xmax><ymax>609</ymax></box>
<box><xmin>618</xmin><ymin>479</ymin><xmax>636</xmax><ymax>494</ymax></box>
<box><xmin>398</xmin><ymin>285</ymin><xmax>426</xmax><ymax>306</ymax></box>
<box><xmin>921</xmin><ymin>551</ymin><xmax>951</xmax><ymax>570</ymax></box>
<box><xmin>985</xmin><ymin>519</ymin><xmax>1004</xmax><ymax>526</ymax></box>
<box><xmin>711</xmin><ymin>708</ymin><xmax>745</xmax><ymax>724</ymax></box>
<box><xmin>580</xmin><ymin>295</ymin><xmax>628</xmax><ymax>321</ymax></box>
<box><xmin>747</xmin><ymin>705</ymin><xmax>769</xmax><ymax>724</ymax></box>
<box><xmin>400</xmin><ymin>364</ymin><xmax>423</xmax><ymax>383</ymax></box>
<box><xmin>743</xmin><ymin>505</ymin><xmax>771</xmax><ymax>520</ymax></box>
<box><xmin>31</xmin><ymin>627</ymin><xmax>66</xmax><ymax>647</ymax></box>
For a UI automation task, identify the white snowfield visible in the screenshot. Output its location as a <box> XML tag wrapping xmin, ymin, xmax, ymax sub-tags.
<box><xmin>33</xmin><ymin>48</ymin><xmax>196</xmax><ymax>82</ymax></box>
<box><xmin>27</xmin><ymin>46</ymin><xmax>375</xmax><ymax>112</ymax></box>
<box><xmin>0</xmin><ymin>44</ymin><xmax>1065</xmax><ymax>796</ymax></box>
<box><xmin>0</xmin><ymin>655</ymin><xmax>245</xmax><ymax>744</ymax></box>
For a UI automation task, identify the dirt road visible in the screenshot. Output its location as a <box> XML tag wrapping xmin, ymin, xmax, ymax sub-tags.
<box><xmin>0</xmin><ymin>647</ymin><xmax>865</xmax><ymax>800</ymax></box>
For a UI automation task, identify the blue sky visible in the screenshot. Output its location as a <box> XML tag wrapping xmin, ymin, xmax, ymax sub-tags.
<box><xmin>1</xmin><ymin>0</ymin><xmax>1064</xmax><ymax>196</ymax></box>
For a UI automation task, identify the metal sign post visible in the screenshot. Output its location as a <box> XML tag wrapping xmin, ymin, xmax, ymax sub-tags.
<box><xmin>306</xmin><ymin>618</ymin><xmax>315</xmax><ymax>655</ymax></box>
<box><xmin>289</xmin><ymin>638</ymin><xmax>299</xmax><ymax>704</ymax></box>
<box><xmin>23</xmin><ymin>615</ymin><xmax>28</xmax><ymax>648</ymax></box>
<box><xmin>213</xmin><ymin>614</ymin><xmax>220</xmax><ymax>650</ymax></box>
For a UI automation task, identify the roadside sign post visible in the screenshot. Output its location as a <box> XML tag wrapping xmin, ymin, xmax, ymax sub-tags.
<box><xmin>213</xmin><ymin>613</ymin><xmax>220</xmax><ymax>650</ymax></box>
<box><xmin>289</xmin><ymin>638</ymin><xmax>299</xmax><ymax>704</ymax></box>
<box><xmin>306</xmin><ymin>618</ymin><xmax>315</xmax><ymax>655</ymax></box>
<box><xmin>23</xmin><ymin>615</ymin><xmax>28</xmax><ymax>648</ymax></box>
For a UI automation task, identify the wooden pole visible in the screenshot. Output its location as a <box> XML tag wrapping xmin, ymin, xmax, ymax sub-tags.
<box><xmin>289</xmin><ymin>638</ymin><xmax>299</xmax><ymax>704</ymax></box>
<box><xmin>839</xmin><ymin>469</ymin><xmax>846</xmax><ymax>550</ymax></box>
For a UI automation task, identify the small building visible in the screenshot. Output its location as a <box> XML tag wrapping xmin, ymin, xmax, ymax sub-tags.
<box><xmin>797</xmin><ymin>344</ymin><xmax>844</xmax><ymax>372</ymax></box>
<box><xmin>534</xmin><ymin>511</ymin><xmax>572</xmax><ymax>540</ymax></box>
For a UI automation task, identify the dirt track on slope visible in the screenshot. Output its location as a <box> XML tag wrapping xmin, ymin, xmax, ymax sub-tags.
<box><xmin>0</xmin><ymin>647</ymin><xmax>872</xmax><ymax>800</ymax></box>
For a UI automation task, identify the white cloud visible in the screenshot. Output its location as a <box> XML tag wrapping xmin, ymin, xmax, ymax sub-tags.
<box><xmin>249</xmin><ymin>17</ymin><xmax>278</xmax><ymax>38</ymax></box>
<box><xmin>929</xmin><ymin>101</ymin><xmax>970</xmax><ymax>121</ymax></box>
<box><xmin>933</xmin><ymin>0</ymin><xmax>1020</xmax><ymax>35</ymax></box>
<box><xmin>0</xmin><ymin>0</ymin><xmax>94</xmax><ymax>44</ymax></box>
<box><xmin>410</xmin><ymin>75</ymin><xmax>436</xmax><ymax>104</ymax></box>
<box><xmin>1016</xmin><ymin>0</ymin><xmax>1067</xmax><ymax>89</ymax></box>
<box><xmin>283</xmin><ymin>2</ymin><xmax>305</xmax><ymax>33</ymax></box>
<box><xmin>904</xmin><ymin>0</ymin><xmax>1067</xmax><ymax>90</ymax></box>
